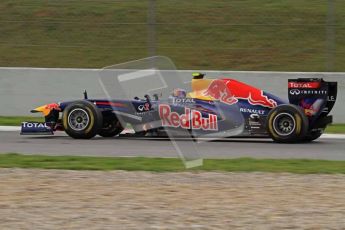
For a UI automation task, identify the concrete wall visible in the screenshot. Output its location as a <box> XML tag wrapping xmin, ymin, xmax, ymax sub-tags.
<box><xmin>0</xmin><ymin>67</ymin><xmax>344</xmax><ymax>122</ymax></box>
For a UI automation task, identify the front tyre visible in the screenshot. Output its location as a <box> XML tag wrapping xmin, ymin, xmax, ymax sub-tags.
<box><xmin>267</xmin><ymin>104</ymin><xmax>308</xmax><ymax>143</ymax></box>
<box><xmin>99</xmin><ymin>115</ymin><xmax>124</xmax><ymax>137</ymax></box>
<box><xmin>62</xmin><ymin>101</ymin><xmax>103</xmax><ymax>139</ymax></box>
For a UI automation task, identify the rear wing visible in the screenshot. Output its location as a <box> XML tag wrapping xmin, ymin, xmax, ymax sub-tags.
<box><xmin>288</xmin><ymin>78</ymin><xmax>337</xmax><ymax>122</ymax></box>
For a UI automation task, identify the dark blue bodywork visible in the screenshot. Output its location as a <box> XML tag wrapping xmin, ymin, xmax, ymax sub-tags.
<box><xmin>56</xmin><ymin>90</ymin><xmax>287</xmax><ymax>137</ymax></box>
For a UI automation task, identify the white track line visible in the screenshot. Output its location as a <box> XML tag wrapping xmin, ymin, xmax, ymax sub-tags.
<box><xmin>0</xmin><ymin>126</ymin><xmax>21</xmax><ymax>131</ymax></box>
<box><xmin>1</xmin><ymin>126</ymin><xmax>345</xmax><ymax>139</ymax></box>
<box><xmin>319</xmin><ymin>134</ymin><xmax>345</xmax><ymax>139</ymax></box>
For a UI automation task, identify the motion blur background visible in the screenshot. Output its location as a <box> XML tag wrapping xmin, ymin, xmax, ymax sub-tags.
<box><xmin>0</xmin><ymin>0</ymin><xmax>344</xmax><ymax>71</ymax></box>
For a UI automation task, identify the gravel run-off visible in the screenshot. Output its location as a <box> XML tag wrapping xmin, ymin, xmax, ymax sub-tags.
<box><xmin>0</xmin><ymin>169</ymin><xmax>345</xmax><ymax>229</ymax></box>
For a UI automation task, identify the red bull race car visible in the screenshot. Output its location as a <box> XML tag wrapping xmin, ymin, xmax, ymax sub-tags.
<box><xmin>21</xmin><ymin>73</ymin><xmax>337</xmax><ymax>143</ymax></box>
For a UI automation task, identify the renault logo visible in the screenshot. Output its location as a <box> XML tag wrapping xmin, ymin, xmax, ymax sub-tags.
<box><xmin>290</xmin><ymin>89</ymin><xmax>300</xmax><ymax>95</ymax></box>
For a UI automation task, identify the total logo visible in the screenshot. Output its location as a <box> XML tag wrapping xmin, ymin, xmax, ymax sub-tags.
<box><xmin>288</xmin><ymin>82</ymin><xmax>320</xmax><ymax>89</ymax></box>
<box><xmin>159</xmin><ymin>104</ymin><xmax>218</xmax><ymax>131</ymax></box>
<box><xmin>22</xmin><ymin>122</ymin><xmax>50</xmax><ymax>128</ymax></box>
<box><xmin>172</xmin><ymin>98</ymin><xmax>195</xmax><ymax>104</ymax></box>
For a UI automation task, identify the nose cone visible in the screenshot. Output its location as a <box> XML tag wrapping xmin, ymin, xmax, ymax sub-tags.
<box><xmin>30</xmin><ymin>105</ymin><xmax>50</xmax><ymax>116</ymax></box>
<box><xmin>30</xmin><ymin>103</ymin><xmax>60</xmax><ymax>116</ymax></box>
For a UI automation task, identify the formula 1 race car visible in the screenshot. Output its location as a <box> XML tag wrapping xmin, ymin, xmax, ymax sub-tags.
<box><xmin>21</xmin><ymin>73</ymin><xmax>337</xmax><ymax>143</ymax></box>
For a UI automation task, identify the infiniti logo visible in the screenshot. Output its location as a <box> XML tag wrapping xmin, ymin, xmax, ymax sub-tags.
<box><xmin>290</xmin><ymin>89</ymin><xmax>300</xmax><ymax>95</ymax></box>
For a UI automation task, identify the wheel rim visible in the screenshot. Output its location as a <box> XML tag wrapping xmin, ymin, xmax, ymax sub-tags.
<box><xmin>272</xmin><ymin>113</ymin><xmax>296</xmax><ymax>136</ymax></box>
<box><xmin>68</xmin><ymin>108</ymin><xmax>90</xmax><ymax>131</ymax></box>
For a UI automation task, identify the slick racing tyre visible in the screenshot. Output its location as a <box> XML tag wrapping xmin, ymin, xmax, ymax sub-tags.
<box><xmin>62</xmin><ymin>100</ymin><xmax>103</xmax><ymax>139</ymax></box>
<box><xmin>99</xmin><ymin>114</ymin><xmax>124</xmax><ymax>137</ymax></box>
<box><xmin>302</xmin><ymin>130</ymin><xmax>323</xmax><ymax>143</ymax></box>
<box><xmin>267</xmin><ymin>104</ymin><xmax>308</xmax><ymax>143</ymax></box>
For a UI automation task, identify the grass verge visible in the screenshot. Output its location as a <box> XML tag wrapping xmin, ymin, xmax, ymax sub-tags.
<box><xmin>0</xmin><ymin>116</ymin><xmax>43</xmax><ymax>126</ymax></box>
<box><xmin>0</xmin><ymin>0</ymin><xmax>344</xmax><ymax>71</ymax></box>
<box><xmin>1</xmin><ymin>153</ymin><xmax>345</xmax><ymax>174</ymax></box>
<box><xmin>325</xmin><ymin>124</ymin><xmax>345</xmax><ymax>134</ymax></box>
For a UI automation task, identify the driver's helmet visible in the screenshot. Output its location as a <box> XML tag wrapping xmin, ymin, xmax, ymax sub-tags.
<box><xmin>172</xmin><ymin>88</ymin><xmax>187</xmax><ymax>98</ymax></box>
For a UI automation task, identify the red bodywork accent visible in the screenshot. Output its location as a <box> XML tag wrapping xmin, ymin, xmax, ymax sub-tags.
<box><xmin>95</xmin><ymin>101</ymin><xmax>126</xmax><ymax>107</ymax></box>
<box><xmin>288</xmin><ymin>82</ymin><xmax>320</xmax><ymax>89</ymax></box>
<box><xmin>203</xmin><ymin>79</ymin><xmax>277</xmax><ymax>108</ymax></box>
<box><xmin>45</xmin><ymin>103</ymin><xmax>61</xmax><ymax>111</ymax></box>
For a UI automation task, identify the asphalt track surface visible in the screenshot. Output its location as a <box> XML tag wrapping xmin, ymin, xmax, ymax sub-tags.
<box><xmin>1</xmin><ymin>131</ymin><xmax>345</xmax><ymax>160</ymax></box>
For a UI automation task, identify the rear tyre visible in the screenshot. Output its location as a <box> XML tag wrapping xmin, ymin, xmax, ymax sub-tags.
<box><xmin>99</xmin><ymin>114</ymin><xmax>124</xmax><ymax>137</ymax></box>
<box><xmin>62</xmin><ymin>101</ymin><xmax>102</xmax><ymax>139</ymax></box>
<box><xmin>302</xmin><ymin>130</ymin><xmax>323</xmax><ymax>142</ymax></box>
<box><xmin>267</xmin><ymin>104</ymin><xmax>308</xmax><ymax>143</ymax></box>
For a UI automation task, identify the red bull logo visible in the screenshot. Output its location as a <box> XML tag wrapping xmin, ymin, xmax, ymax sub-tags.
<box><xmin>159</xmin><ymin>104</ymin><xmax>218</xmax><ymax>131</ymax></box>
<box><xmin>32</xmin><ymin>103</ymin><xmax>61</xmax><ymax>116</ymax></box>
<box><xmin>45</xmin><ymin>103</ymin><xmax>61</xmax><ymax>111</ymax></box>
<box><xmin>203</xmin><ymin>79</ymin><xmax>277</xmax><ymax>108</ymax></box>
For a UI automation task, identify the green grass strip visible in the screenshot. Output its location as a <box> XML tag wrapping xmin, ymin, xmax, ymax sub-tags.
<box><xmin>1</xmin><ymin>0</ymin><xmax>345</xmax><ymax>71</ymax></box>
<box><xmin>0</xmin><ymin>116</ymin><xmax>43</xmax><ymax>126</ymax></box>
<box><xmin>1</xmin><ymin>153</ymin><xmax>345</xmax><ymax>174</ymax></box>
<box><xmin>325</xmin><ymin>124</ymin><xmax>345</xmax><ymax>134</ymax></box>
